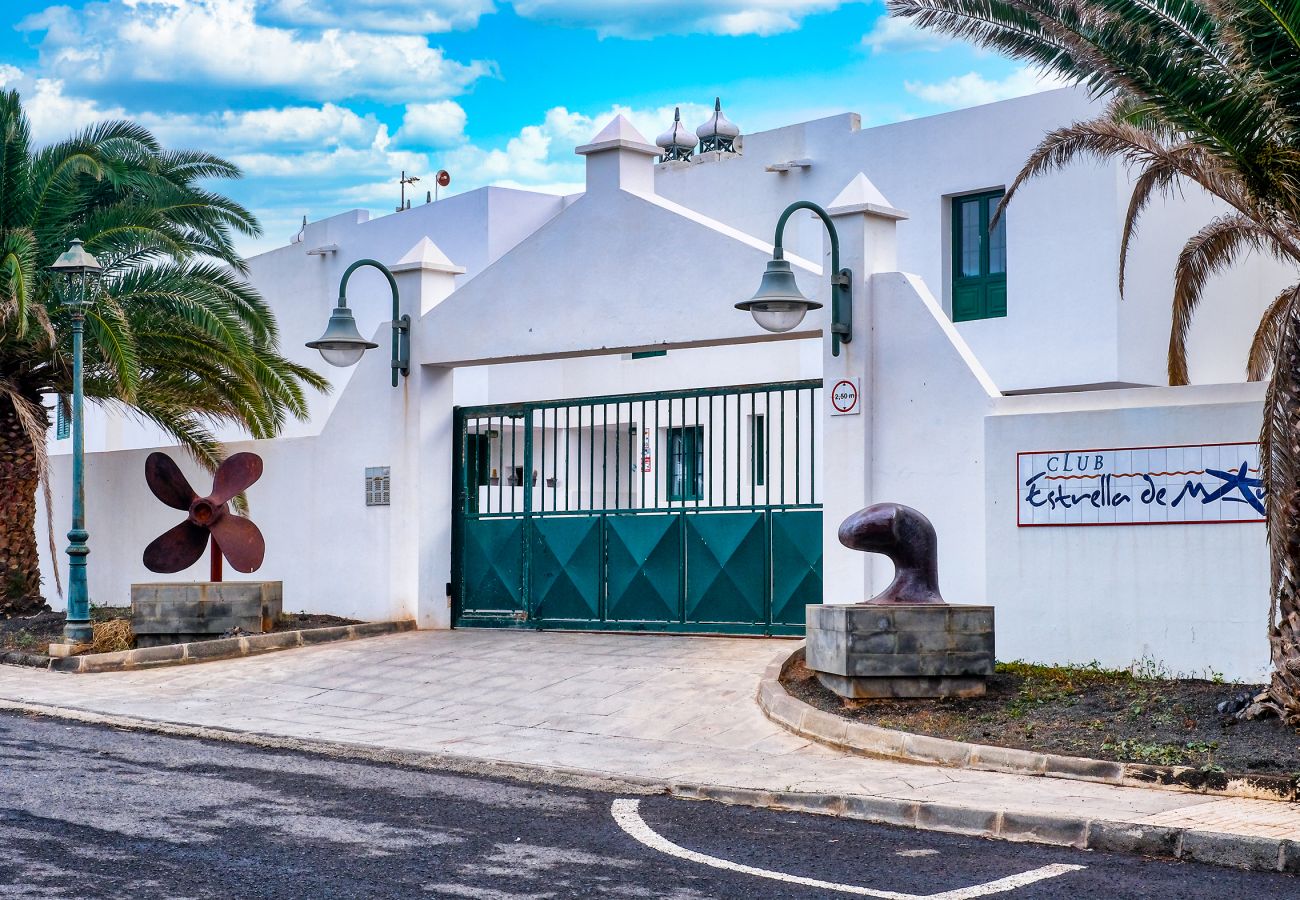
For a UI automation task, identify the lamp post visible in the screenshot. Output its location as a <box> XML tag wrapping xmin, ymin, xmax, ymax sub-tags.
<box><xmin>737</xmin><ymin>200</ymin><xmax>853</xmax><ymax>357</ymax></box>
<box><xmin>306</xmin><ymin>259</ymin><xmax>410</xmax><ymax>386</ymax></box>
<box><xmin>48</xmin><ymin>239</ymin><xmax>103</xmax><ymax>644</ymax></box>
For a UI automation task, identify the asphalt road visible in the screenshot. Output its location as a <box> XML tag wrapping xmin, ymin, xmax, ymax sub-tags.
<box><xmin>0</xmin><ymin>711</ymin><xmax>1294</xmax><ymax>900</ymax></box>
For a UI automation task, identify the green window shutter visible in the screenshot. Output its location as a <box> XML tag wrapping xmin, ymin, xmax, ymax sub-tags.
<box><xmin>951</xmin><ymin>190</ymin><xmax>1008</xmax><ymax>322</ymax></box>
<box><xmin>55</xmin><ymin>396</ymin><xmax>70</xmax><ymax>441</ymax></box>
<box><xmin>631</xmin><ymin>350</ymin><xmax>667</xmax><ymax>359</ymax></box>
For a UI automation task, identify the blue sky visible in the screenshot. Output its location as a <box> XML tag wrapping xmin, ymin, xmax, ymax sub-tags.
<box><xmin>0</xmin><ymin>1</ymin><xmax>1061</xmax><ymax>255</ymax></box>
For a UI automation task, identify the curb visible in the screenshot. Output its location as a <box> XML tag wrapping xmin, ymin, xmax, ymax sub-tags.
<box><xmin>6</xmin><ymin>621</ymin><xmax>417</xmax><ymax>674</ymax></box>
<box><xmin>0</xmin><ymin>696</ymin><xmax>1296</xmax><ymax>875</ymax></box>
<box><xmin>758</xmin><ymin>644</ymin><xmax>1299</xmax><ymax>804</ymax></box>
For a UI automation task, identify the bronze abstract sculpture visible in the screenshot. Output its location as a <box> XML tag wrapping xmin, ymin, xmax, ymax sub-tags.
<box><xmin>142</xmin><ymin>452</ymin><xmax>266</xmax><ymax>579</ymax></box>
<box><xmin>837</xmin><ymin>502</ymin><xmax>944</xmax><ymax>604</ymax></box>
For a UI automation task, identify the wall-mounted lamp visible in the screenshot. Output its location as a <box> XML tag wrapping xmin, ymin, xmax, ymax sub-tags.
<box><xmin>736</xmin><ymin>200</ymin><xmax>852</xmax><ymax>356</ymax></box>
<box><xmin>307</xmin><ymin>258</ymin><xmax>410</xmax><ymax>387</ymax></box>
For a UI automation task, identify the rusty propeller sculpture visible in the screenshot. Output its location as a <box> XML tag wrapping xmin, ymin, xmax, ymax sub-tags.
<box><xmin>142</xmin><ymin>452</ymin><xmax>266</xmax><ymax>579</ymax></box>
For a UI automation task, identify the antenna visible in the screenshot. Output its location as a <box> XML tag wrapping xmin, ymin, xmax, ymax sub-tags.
<box><xmin>397</xmin><ymin>170</ymin><xmax>420</xmax><ymax>212</ymax></box>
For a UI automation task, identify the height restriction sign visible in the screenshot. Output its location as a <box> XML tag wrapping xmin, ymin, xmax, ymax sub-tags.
<box><xmin>830</xmin><ymin>378</ymin><xmax>861</xmax><ymax>416</ymax></box>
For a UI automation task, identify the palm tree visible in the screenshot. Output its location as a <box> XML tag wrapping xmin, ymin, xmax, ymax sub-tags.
<box><xmin>0</xmin><ymin>90</ymin><xmax>327</xmax><ymax>618</ymax></box>
<box><xmin>887</xmin><ymin>0</ymin><xmax>1300</xmax><ymax>722</ymax></box>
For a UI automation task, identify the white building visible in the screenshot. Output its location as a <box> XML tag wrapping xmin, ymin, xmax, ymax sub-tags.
<box><xmin>41</xmin><ymin>87</ymin><xmax>1286</xmax><ymax>681</ymax></box>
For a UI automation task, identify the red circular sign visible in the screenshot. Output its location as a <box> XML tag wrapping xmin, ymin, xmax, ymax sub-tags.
<box><xmin>831</xmin><ymin>379</ymin><xmax>858</xmax><ymax>413</ymax></box>
<box><xmin>436</xmin><ymin>169</ymin><xmax>452</xmax><ymax>187</ymax></box>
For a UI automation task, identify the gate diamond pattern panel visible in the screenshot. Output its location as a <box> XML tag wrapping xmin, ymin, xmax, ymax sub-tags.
<box><xmin>685</xmin><ymin>513</ymin><xmax>766</xmax><ymax>625</ymax></box>
<box><xmin>461</xmin><ymin>518</ymin><xmax>524</xmax><ymax>616</ymax></box>
<box><xmin>606</xmin><ymin>514</ymin><xmax>680</xmax><ymax>623</ymax></box>
<box><xmin>454</xmin><ymin>381</ymin><xmax>822</xmax><ymax>634</ymax></box>
<box><xmin>530</xmin><ymin>517</ymin><xmax>602</xmax><ymax>623</ymax></box>
<box><xmin>770</xmin><ymin>510</ymin><xmax>823</xmax><ymax>625</ymax></box>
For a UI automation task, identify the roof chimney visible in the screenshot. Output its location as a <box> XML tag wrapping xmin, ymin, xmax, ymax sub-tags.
<box><xmin>575</xmin><ymin>115</ymin><xmax>659</xmax><ymax>196</ymax></box>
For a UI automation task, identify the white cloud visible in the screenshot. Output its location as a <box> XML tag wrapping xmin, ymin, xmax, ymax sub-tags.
<box><xmin>511</xmin><ymin>0</ymin><xmax>846</xmax><ymax>38</ymax></box>
<box><xmin>396</xmin><ymin>101</ymin><xmax>469</xmax><ymax>147</ymax></box>
<box><xmin>443</xmin><ymin>101</ymin><xmax>716</xmax><ymax>191</ymax></box>
<box><xmin>262</xmin><ymin>0</ymin><xmax>496</xmax><ymax>33</ymax></box>
<box><xmin>0</xmin><ymin>68</ymin><xmax>128</xmax><ymax>143</ymax></box>
<box><xmin>905</xmin><ymin>66</ymin><xmax>1070</xmax><ymax>108</ymax></box>
<box><xmin>154</xmin><ymin>104</ymin><xmax>382</xmax><ymax>152</ymax></box>
<box><xmin>19</xmin><ymin>0</ymin><xmax>492</xmax><ymax>102</ymax></box>
<box><xmin>862</xmin><ymin>16</ymin><xmax>954</xmax><ymax>53</ymax></box>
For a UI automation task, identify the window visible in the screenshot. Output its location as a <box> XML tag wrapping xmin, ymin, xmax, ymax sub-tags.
<box><xmin>951</xmin><ymin>190</ymin><xmax>1007</xmax><ymax>322</ymax></box>
<box><xmin>667</xmin><ymin>426</ymin><xmax>704</xmax><ymax>502</ymax></box>
<box><xmin>631</xmin><ymin>350</ymin><xmax>667</xmax><ymax>360</ymax></box>
<box><xmin>464</xmin><ymin>434</ymin><xmax>491</xmax><ymax>513</ymax></box>
<box><xmin>55</xmin><ymin>396</ymin><xmax>70</xmax><ymax>441</ymax></box>
<box><xmin>751</xmin><ymin>415</ymin><xmax>765</xmax><ymax>487</ymax></box>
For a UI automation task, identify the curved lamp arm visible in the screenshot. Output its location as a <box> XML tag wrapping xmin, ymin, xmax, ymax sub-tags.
<box><xmin>337</xmin><ymin>258</ymin><xmax>410</xmax><ymax>386</ymax></box>
<box><xmin>772</xmin><ymin>201</ymin><xmax>852</xmax><ymax>357</ymax></box>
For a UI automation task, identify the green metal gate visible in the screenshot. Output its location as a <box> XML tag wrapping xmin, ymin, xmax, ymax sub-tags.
<box><xmin>452</xmin><ymin>380</ymin><xmax>823</xmax><ymax>635</ymax></box>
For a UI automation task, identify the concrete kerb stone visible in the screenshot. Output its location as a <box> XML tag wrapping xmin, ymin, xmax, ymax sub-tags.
<box><xmin>1179</xmin><ymin>830</ymin><xmax>1289</xmax><ymax>872</ymax></box>
<box><xmin>0</xmin><ymin>696</ymin><xmax>1293</xmax><ymax>874</ymax></box>
<box><xmin>757</xmin><ymin>642</ymin><xmax>1298</xmax><ymax>804</ymax></box>
<box><xmin>34</xmin><ymin>620</ymin><xmax>416</xmax><ymax>673</ymax></box>
<box><xmin>1086</xmin><ymin>821</ymin><xmax>1183</xmax><ymax>858</ymax></box>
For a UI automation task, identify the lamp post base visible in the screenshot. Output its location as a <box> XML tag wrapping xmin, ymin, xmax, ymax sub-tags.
<box><xmin>61</xmin><ymin>620</ymin><xmax>93</xmax><ymax>644</ymax></box>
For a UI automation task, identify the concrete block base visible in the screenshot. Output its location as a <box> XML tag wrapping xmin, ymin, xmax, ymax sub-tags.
<box><xmin>814</xmin><ymin>672</ymin><xmax>988</xmax><ymax>700</ymax></box>
<box><xmin>807</xmin><ymin>602</ymin><xmax>994</xmax><ymax>700</ymax></box>
<box><xmin>131</xmin><ymin>581</ymin><xmax>283</xmax><ymax>648</ymax></box>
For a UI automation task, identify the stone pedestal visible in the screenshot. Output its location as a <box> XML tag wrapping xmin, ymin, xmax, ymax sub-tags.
<box><xmin>131</xmin><ymin>582</ymin><xmax>282</xmax><ymax>648</ymax></box>
<box><xmin>806</xmin><ymin>603</ymin><xmax>994</xmax><ymax>699</ymax></box>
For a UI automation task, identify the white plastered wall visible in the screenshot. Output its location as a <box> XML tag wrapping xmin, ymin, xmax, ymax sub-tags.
<box><xmin>984</xmin><ymin>382</ymin><xmax>1269</xmax><ymax>681</ymax></box>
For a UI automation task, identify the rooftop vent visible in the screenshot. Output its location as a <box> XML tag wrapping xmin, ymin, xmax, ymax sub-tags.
<box><xmin>656</xmin><ymin>107</ymin><xmax>696</xmax><ymax>162</ymax></box>
<box><xmin>696</xmin><ymin>97</ymin><xmax>740</xmax><ymax>154</ymax></box>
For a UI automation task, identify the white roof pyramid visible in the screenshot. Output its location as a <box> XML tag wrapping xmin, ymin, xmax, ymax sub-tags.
<box><xmin>828</xmin><ymin>173</ymin><xmax>908</xmax><ymax>220</ymax></box>
<box><xmin>391</xmin><ymin>236</ymin><xmax>466</xmax><ymax>274</ymax></box>
<box><xmin>576</xmin><ymin>115</ymin><xmax>660</xmax><ymax>157</ymax></box>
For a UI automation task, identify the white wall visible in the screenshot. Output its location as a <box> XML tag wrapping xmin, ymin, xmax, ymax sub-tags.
<box><xmin>985</xmin><ymin>382</ymin><xmax>1269</xmax><ymax>681</ymax></box>
<box><xmin>38</xmin><ymin>316</ymin><xmax>464</xmax><ymax>629</ymax></box>
<box><xmin>654</xmin><ymin>87</ymin><xmax>1295</xmax><ymax>393</ymax></box>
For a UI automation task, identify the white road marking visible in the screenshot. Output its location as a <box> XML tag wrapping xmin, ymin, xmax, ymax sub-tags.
<box><xmin>896</xmin><ymin>849</ymin><xmax>940</xmax><ymax>858</ymax></box>
<box><xmin>611</xmin><ymin>799</ymin><xmax>1085</xmax><ymax>900</ymax></box>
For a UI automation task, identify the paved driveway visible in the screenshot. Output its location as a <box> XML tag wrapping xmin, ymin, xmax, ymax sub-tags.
<box><xmin>0</xmin><ymin>630</ymin><xmax>1295</xmax><ymax>838</ymax></box>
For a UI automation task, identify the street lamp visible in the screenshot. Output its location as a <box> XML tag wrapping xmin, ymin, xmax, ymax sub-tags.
<box><xmin>48</xmin><ymin>239</ymin><xmax>102</xmax><ymax>644</ymax></box>
<box><xmin>737</xmin><ymin>200</ymin><xmax>853</xmax><ymax>357</ymax></box>
<box><xmin>306</xmin><ymin>259</ymin><xmax>410</xmax><ymax>387</ymax></box>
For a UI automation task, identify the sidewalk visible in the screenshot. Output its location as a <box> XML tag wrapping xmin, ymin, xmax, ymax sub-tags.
<box><xmin>1</xmin><ymin>630</ymin><xmax>1296</xmax><ymax>865</ymax></box>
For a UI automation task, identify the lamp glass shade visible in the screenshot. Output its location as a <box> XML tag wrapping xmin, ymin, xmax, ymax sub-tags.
<box><xmin>317</xmin><ymin>344</ymin><xmax>368</xmax><ymax>368</ymax></box>
<box><xmin>749</xmin><ymin>301</ymin><xmax>809</xmax><ymax>333</ymax></box>
<box><xmin>305</xmin><ymin>305</ymin><xmax>379</xmax><ymax>368</ymax></box>
<box><xmin>735</xmin><ymin>258</ymin><xmax>822</xmax><ymax>334</ymax></box>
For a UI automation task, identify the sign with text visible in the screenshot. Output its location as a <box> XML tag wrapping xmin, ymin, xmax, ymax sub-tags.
<box><xmin>830</xmin><ymin>378</ymin><xmax>861</xmax><ymax>416</ymax></box>
<box><xmin>1017</xmin><ymin>443</ymin><xmax>1264</xmax><ymax>527</ymax></box>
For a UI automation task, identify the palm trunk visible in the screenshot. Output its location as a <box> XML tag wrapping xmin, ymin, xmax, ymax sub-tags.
<box><xmin>0</xmin><ymin>395</ymin><xmax>43</xmax><ymax>617</ymax></box>
<box><xmin>1262</xmin><ymin>297</ymin><xmax>1300</xmax><ymax>724</ymax></box>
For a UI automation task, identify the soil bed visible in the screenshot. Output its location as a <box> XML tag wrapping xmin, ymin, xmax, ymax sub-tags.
<box><xmin>1</xmin><ymin>607</ymin><xmax>362</xmax><ymax>656</ymax></box>
<box><xmin>784</xmin><ymin>658</ymin><xmax>1300</xmax><ymax>775</ymax></box>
